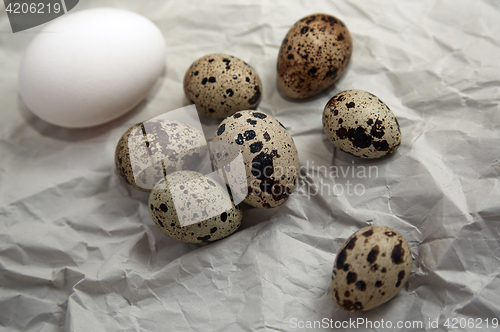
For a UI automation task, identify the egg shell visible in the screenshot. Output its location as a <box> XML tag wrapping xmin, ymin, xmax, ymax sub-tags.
<box><xmin>184</xmin><ymin>53</ymin><xmax>263</xmax><ymax>118</ymax></box>
<box><xmin>323</xmin><ymin>89</ymin><xmax>402</xmax><ymax>158</ymax></box>
<box><xmin>19</xmin><ymin>8</ymin><xmax>165</xmax><ymax>128</ymax></box>
<box><xmin>331</xmin><ymin>226</ymin><xmax>412</xmax><ymax>312</ymax></box>
<box><xmin>212</xmin><ymin>111</ymin><xmax>299</xmax><ymax>208</ymax></box>
<box><xmin>148</xmin><ymin>171</ymin><xmax>242</xmax><ymax>243</ymax></box>
<box><xmin>115</xmin><ymin>120</ymin><xmax>207</xmax><ymax>191</ymax></box>
<box><xmin>277</xmin><ymin>13</ymin><xmax>352</xmax><ymax>99</ymax></box>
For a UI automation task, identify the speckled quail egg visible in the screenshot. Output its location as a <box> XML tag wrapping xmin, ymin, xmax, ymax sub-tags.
<box><xmin>184</xmin><ymin>53</ymin><xmax>263</xmax><ymax>118</ymax></box>
<box><xmin>149</xmin><ymin>170</ymin><xmax>242</xmax><ymax>243</ymax></box>
<box><xmin>277</xmin><ymin>13</ymin><xmax>352</xmax><ymax>99</ymax></box>
<box><xmin>331</xmin><ymin>226</ymin><xmax>412</xmax><ymax>312</ymax></box>
<box><xmin>323</xmin><ymin>89</ymin><xmax>401</xmax><ymax>158</ymax></box>
<box><xmin>115</xmin><ymin>119</ymin><xmax>207</xmax><ymax>191</ymax></box>
<box><xmin>212</xmin><ymin>110</ymin><xmax>299</xmax><ymax>208</ymax></box>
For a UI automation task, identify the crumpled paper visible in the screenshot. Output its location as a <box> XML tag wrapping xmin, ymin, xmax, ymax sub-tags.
<box><xmin>1</xmin><ymin>0</ymin><xmax>500</xmax><ymax>331</ymax></box>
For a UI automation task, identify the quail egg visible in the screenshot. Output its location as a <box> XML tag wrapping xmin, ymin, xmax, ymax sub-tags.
<box><xmin>331</xmin><ymin>225</ymin><xmax>412</xmax><ymax>312</ymax></box>
<box><xmin>184</xmin><ymin>53</ymin><xmax>263</xmax><ymax>118</ymax></box>
<box><xmin>149</xmin><ymin>170</ymin><xmax>242</xmax><ymax>243</ymax></box>
<box><xmin>323</xmin><ymin>89</ymin><xmax>401</xmax><ymax>158</ymax></box>
<box><xmin>212</xmin><ymin>111</ymin><xmax>299</xmax><ymax>208</ymax></box>
<box><xmin>115</xmin><ymin>119</ymin><xmax>207</xmax><ymax>191</ymax></box>
<box><xmin>277</xmin><ymin>13</ymin><xmax>352</xmax><ymax>99</ymax></box>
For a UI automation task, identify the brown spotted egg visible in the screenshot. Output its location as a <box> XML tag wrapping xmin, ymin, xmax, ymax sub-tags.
<box><xmin>115</xmin><ymin>119</ymin><xmax>207</xmax><ymax>191</ymax></box>
<box><xmin>212</xmin><ymin>111</ymin><xmax>299</xmax><ymax>208</ymax></box>
<box><xmin>184</xmin><ymin>53</ymin><xmax>263</xmax><ymax>118</ymax></box>
<box><xmin>277</xmin><ymin>13</ymin><xmax>352</xmax><ymax>99</ymax></box>
<box><xmin>148</xmin><ymin>170</ymin><xmax>242</xmax><ymax>243</ymax></box>
<box><xmin>323</xmin><ymin>89</ymin><xmax>402</xmax><ymax>158</ymax></box>
<box><xmin>331</xmin><ymin>226</ymin><xmax>412</xmax><ymax>312</ymax></box>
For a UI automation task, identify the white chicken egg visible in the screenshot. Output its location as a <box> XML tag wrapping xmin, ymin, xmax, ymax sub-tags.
<box><xmin>19</xmin><ymin>8</ymin><xmax>166</xmax><ymax>128</ymax></box>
